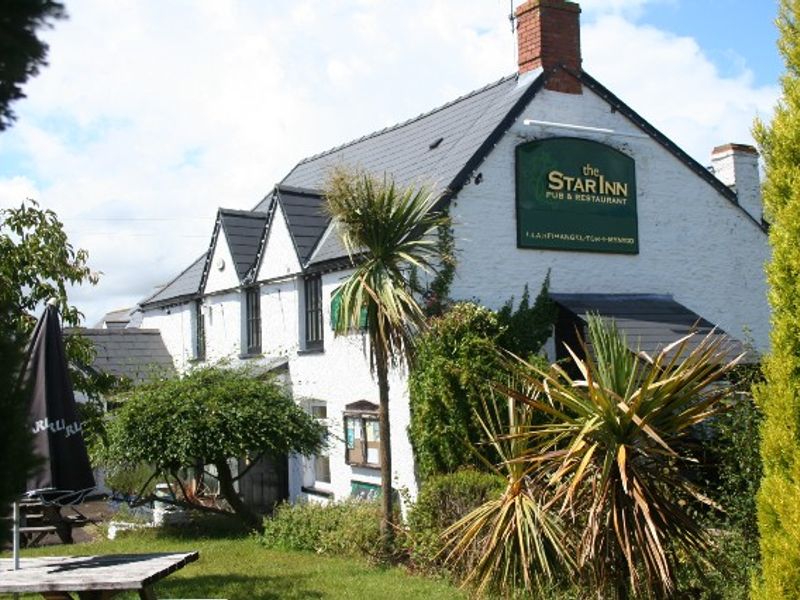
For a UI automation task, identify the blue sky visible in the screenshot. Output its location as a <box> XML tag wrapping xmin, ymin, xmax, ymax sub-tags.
<box><xmin>0</xmin><ymin>0</ymin><xmax>784</xmax><ymax>325</ymax></box>
<box><xmin>642</xmin><ymin>1</ymin><xmax>781</xmax><ymax>86</ymax></box>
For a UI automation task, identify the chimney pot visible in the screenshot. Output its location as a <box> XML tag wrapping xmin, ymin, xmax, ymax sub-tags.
<box><xmin>516</xmin><ymin>0</ymin><xmax>582</xmax><ymax>94</ymax></box>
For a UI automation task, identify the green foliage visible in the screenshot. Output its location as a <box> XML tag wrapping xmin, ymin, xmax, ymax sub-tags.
<box><xmin>105</xmin><ymin>365</ymin><xmax>325</xmax><ymax>526</ymax></box>
<box><xmin>423</xmin><ymin>220</ymin><xmax>456</xmax><ymax>317</ymax></box>
<box><xmin>405</xmin><ymin>469</ymin><xmax>505</xmax><ymax>573</ymax></box>
<box><xmin>107</xmin><ymin>366</ymin><xmax>324</xmax><ymax>469</ymax></box>
<box><xmin>496</xmin><ymin>273</ymin><xmax>557</xmax><ymax>359</ymax></box>
<box><xmin>105</xmin><ymin>463</ymin><xmax>159</xmax><ymax>499</ymax></box>
<box><xmin>443</xmin><ymin>317</ymin><xmax>741</xmax><ymax>598</ymax></box>
<box><xmin>0</xmin><ymin>1</ymin><xmax>66</xmax><ymax>130</ymax></box>
<box><xmin>262</xmin><ymin>500</ymin><xmax>383</xmax><ymax>557</ymax></box>
<box><xmin>0</xmin><ymin>199</ymin><xmax>97</xmax><ymax>330</ymax></box>
<box><xmin>0</xmin><ymin>299</ymin><xmax>38</xmax><ymax>542</ymax></box>
<box><xmin>440</xmin><ymin>391</ymin><xmax>573</xmax><ymax>596</ymax></box>
<box><xmin>409</xmin><ymin>279</ymin><xmax>556</xmax><ymax>481</ymax></box>
<box><xmin>409</xmin><ymin>303</ymin><xmax>506</xmax><ymax>480</ymax></box>
<box><xmin>752</xmin><ymin>4</ymin><xmax>800</xmax><ymax>597</ymax></box>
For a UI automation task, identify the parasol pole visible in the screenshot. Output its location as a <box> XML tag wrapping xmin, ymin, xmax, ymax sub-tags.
<box><xmin>12</xmin><ymin>499</ymin><xmax>20</xmax><ymax>570</ymax></box>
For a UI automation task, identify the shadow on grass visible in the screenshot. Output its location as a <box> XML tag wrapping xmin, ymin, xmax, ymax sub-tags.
<box><xmin>152</xmin><ymin>514</ymin><xmax>254</xmax><ymax>541</ymax></box>
<box><xmin>156</xmin><ymin>572</ymin><xmax>324</xmax><ymax>600</ymax></box>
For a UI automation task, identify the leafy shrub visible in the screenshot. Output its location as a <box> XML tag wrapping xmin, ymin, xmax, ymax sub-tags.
<box><xmin>409</xmin><ymin>303</ymin><xmax>505</xmax><ymax>480</ymax></box>
<box><xmin>405</xmin><ymin>469</ymin><xmax>505</xmax><ymax>573</ymax></box>
<box><xmin>261</xmin><ymin>500</ymin><xmax>382</xmax><ymax>557</ymax></box>
<box><xmin>677</xmin><ymin>372</ymin><xmax>763</xmax><ymax>599</ymax></box>
<box><xmin>409</xmin><ymin>279</ymin><xmax>556</xmax><ymax>482</ymax></box>
<box><xmin>496</xmin><ymin>274</ymin><xmax>556</xmax><ymax>360</ymax></box>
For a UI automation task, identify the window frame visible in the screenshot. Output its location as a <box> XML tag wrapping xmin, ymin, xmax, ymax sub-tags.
<box><xmin>194</xmin><ymin>299</ymin><xmax>206</xmax><ymax>361</ymax></box>
<box><xmin>304</xmin><ymin>275</ymin><xmax>324</xmax><ymax>351</ymax></box>
<box><xmin>244</xmin><ymin>286</ymin><xmax>262</xmax><ymax>355</ymax></box>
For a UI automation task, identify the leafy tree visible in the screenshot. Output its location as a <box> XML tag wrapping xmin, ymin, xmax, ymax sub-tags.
<box><xmin>0</xmin><ymin>298</ymin><xmax>38</xmax><ymax>542</ymax></box>
<box><xmin>324</xmin><ymin>167</ymin><xmax>446</xmax><ymax>548</ymax></box>
<box><xmin>104</xmin><ymin>365</ymin><xmax>325</xmax><ymax>529</ymax></box>
<box><xmin>0</xmin><ymin>0</ymin><xmax>66</xmax><ymax>130</ymax></box>
<box><xmin>752</xmin><ymin>1</ymin><xmax>800</xmax><ymax>595</ymax></box>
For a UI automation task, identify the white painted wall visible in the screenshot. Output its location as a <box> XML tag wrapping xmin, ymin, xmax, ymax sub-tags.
<box><xmin>257</xmin><ymin>204</ymin><xmax>302</xmax><ymax>281</ymax></box>
<box><xmin>449</xmin><ymin>84</ymin><xmax>770</xmax><ymax>351</ymax></box>
<box><xmin>204</xmin><ymin>225</ymin><xmax>239</xmax><ymax>295</ymax></box>
<box><xmin>141</xmin><ymin>303</ymin><xmax>194</xmax><ymax>372</ymax></box>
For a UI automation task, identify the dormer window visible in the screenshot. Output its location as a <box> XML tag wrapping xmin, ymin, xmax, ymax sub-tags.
<box><xmin>244</xmin><ymin>286</ymin><xmax>261</xmax><ymax>355</ymax></box>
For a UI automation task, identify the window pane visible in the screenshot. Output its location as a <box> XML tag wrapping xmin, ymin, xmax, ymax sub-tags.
<box><xmin>311</xmin><ymin>405</ymin><xmax>327</xmax><ymax>419</ymax></box>
<box><xmin>314</xmin><ymin>455</ymin><xmax>331</xmax><ymax>483</ymax></box>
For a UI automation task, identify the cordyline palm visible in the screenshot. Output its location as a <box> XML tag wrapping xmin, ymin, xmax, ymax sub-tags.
<box><xmin>444</xmin><ymin>316</ymin><xmax>742</xmax><ymax>598</ymax></box>
<box><xmin>324</xmin><ymin>167</ymin><xmax>447</xmax><ymax>546</ymax></box>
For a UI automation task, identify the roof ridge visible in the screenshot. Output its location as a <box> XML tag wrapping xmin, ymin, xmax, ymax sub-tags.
<box><xmin>283</xmin><ymin>74</ymin><xmax>517</xmax><ymax>173</ymax></box>
<box><xmin>219</xmin><ymin>207</ymin><xmax>270</xmax><ymax>218</ymax></box>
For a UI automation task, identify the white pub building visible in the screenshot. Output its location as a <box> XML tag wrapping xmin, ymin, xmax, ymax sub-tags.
<box><xmin>137</xmin><ymin>0</ymin><xmax>769</xmax><ymax>506</ymax></box>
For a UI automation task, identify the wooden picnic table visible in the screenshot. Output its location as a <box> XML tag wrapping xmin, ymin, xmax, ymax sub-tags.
<box><xmin>0</xmin><ymin>551</ymin><xmax>199</xmax><ymax>599</ymax></box>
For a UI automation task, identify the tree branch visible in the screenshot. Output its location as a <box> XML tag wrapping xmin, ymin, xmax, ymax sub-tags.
<box><xmin>232</xmin><ymin>453</ymin><xmax>265</xmax><ymax>482</ymax></box>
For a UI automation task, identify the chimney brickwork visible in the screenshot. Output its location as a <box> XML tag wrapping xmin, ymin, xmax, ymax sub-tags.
<box><xmin>516</xmin><ymin>0</ymin><xmax>582</xmax><ymax>94</ymax></box>
<box><xmin>711</xmin><ymin>143</ymin><xmax>763</xmax><ymax>224</ymax></box>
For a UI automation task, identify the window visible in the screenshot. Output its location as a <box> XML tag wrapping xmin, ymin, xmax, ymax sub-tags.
<box><xmin>309</xmin><ymin>402</ymin><xmax>330</xmax><ymax>485</ymax></box>
<box><xmin>244</xmin><ymin>286</ymin><xmax>261</xmax><ymax>355</ymax></box>
<box><xmin>194</xmin><ymin>299</ymin><xmax>205</xmax><ymax>360</ymax></box>
<box><xmin>344</xmin><ymin>401</ymin><xmax>380</xmax><ymax>468</ymax></box>
<box><xmin>304</xmin><ymin>275</ymin><xmax>323</xmax><ymax>350</ymax></box>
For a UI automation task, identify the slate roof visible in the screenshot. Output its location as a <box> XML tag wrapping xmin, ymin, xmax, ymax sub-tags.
<box><xmin>141</xmin><ymin>254</ymin><xmax>205</xmax><ymax>306</ymax></box>
<box><xmin>93</xmin><ymin>307</ymin><xmax>133</xmax><ymax>329</ymax></box>
<box><xmin>272</xmin><ymin>186</ymin><xmax>330</xmax><ymax>264</ymax></box>
<box><xmin>140</xmin><ymin>72</ymin><xmax>542</xmax><ymax>306</ymax></box>
<box><xmin>139</xmin><ymin>64</ymin><xmax>766</xmax><ymax>307</ymax></box>
<box><xmin>281</xmin><ymin>74</ymin><xmax>533</xmax><ymax>193</ymax></box>
<box><xmin>550</xmin><ymin>293</ymin><xmax>747</xmax><ymax>362</ymax></box>
<box><xmin>218</xmin><ymin>208</ymin><xmax>271</xmax><ymax>281</ymax></box>
<box><xmin>66</xmin><ymin>328</ymin><xmax>176</xmax><ymax>383</ymax></box>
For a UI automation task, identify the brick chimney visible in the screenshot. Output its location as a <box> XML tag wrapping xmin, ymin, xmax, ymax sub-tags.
<box><xmin>516</xmin><ymin>0</ymin><xmax>582</xmax><ymax>94</ymax></box>
<box><xmin>711</xmin><ymin>143</ymin><xmax>762</xmax><ymax>224</ymax></box>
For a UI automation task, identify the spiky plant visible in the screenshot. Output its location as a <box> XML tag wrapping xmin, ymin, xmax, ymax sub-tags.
<box><xmin>443</xmin><ymin>316</ymin><xmax>742</xmax><ymax>598</ymax></box>
<box><xmin>513</xmin><ymin>316</ymin><xmax>742</xmax><ymax>597</ymax></box>
<box><xmin>324</xmin><ymin>167</ymin><xmax>447</xmax><ymax>546</ymax></box>
<box><xmin>439</xmin><ymin>387</ymin><xmax>573</xmax><ymax>596</ymax></box>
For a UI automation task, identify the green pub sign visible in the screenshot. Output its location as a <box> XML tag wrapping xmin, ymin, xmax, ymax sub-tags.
<box><xmin>515</xmin><ymin>138</ymin><xmax>638</xmax><ymax>254</ymax></box>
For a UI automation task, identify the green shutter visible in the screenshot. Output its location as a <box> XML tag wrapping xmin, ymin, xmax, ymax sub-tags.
<box><xmin>330</xmin><ymin>287</ymin><xmax>367</xmax><ymax>331</ymax></box>
<box><xmin>330</xmin><ymin>288</ymin><xmax>342</xmax><ymax>330</ymax></box>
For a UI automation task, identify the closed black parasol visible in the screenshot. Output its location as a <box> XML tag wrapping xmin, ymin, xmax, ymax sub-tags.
<box><xmin>22</xmin><ymin>301</ymin><xmax>95</xmax><ymax>497</ymax></box>
<box><xmin>10</xmin><ymin>301</ymin><xmax>96</xmax><ymax>571</ymax></box>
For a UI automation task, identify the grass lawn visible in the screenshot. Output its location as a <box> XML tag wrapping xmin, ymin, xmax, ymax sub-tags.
<box><xmin>2</xmin><ymin>518</ymin><xmax>464</xmax><ymax>599</ymax></box>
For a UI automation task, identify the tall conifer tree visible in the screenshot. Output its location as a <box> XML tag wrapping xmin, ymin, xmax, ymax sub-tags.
<box><xmin>754</xmin><ymin>1</ymin><xmax>800</xmax><ymax>596</ymax></box>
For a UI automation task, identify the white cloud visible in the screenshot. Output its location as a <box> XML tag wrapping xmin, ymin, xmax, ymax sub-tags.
<box><xmin>0</xmin><ymin>0</ymin><xmax>778</xmax><ymax>325</ymax></box>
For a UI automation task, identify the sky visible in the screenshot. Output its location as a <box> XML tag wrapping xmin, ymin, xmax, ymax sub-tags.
<box><xmin>0</xmin><ymin>0</ymin><xmax>783</xmax><ymax>326</ymax></box>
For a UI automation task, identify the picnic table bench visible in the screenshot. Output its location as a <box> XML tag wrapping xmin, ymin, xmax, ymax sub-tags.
<box><xmin>4</xmin><ymin>500</ymin><xmax>92</xmax><ymax>547</ymax></box>
<box><xmin>0</xmin><ymin>551</ymin><xmax>199</xmax><ymax>599</ymax></box>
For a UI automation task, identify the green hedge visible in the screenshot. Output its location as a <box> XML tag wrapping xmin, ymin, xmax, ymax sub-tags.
<box><xmin>405</xmin><ymin>469</ymin><xmax>505</xmax><ymax>573</ymax></box>
<box><xmin>261</xmin><ymin>500</ymin><xmax>382</xmax><ymax>557</ymax></box>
